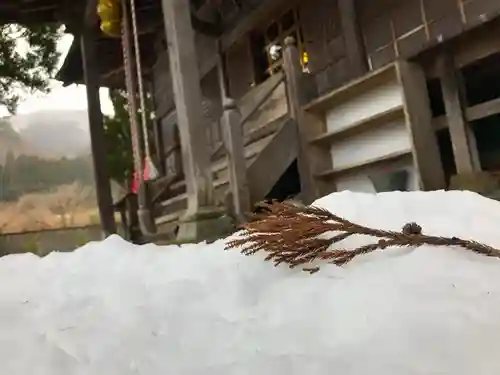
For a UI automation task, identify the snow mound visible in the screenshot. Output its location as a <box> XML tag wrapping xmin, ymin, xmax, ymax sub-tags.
<box><xmin>2</xmin><ymin>190</ymin><xmax>500</xmax><ymax>374</ymax></box>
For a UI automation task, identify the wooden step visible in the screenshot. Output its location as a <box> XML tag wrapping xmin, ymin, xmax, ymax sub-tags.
<box><xmin>170</xmin><ymin>127</ymin><xmax>277</xmax><ymax>192</ymax></box>
<box><xmin>211</xmin><ymin>114</ymin><xmax>285</xmax><ymax>162</ymax></box>
<box><xmin>247</xmin><ymin>118</ymin><xmax>299</xmax><ymax>201</ymax></box>
<box><xmin>154</xmin><ymin>176</ymin><xmax>230</xmax><ymax>224</ymax></box>
<box><xmin>154</xmin><ymin>115</ymin><xmax>291</xmax><ymax>227</ymax></box>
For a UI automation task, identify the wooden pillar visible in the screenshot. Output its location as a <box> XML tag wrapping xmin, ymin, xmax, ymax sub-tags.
<box><xmin>161</xmin><ymin>0</ymin><xmax>213</xmax><ymax>217</ymax></box>
<box><xmin>216</xmin><ymin>41</ymin><xmax>229</xmax><ymax>100</ymax></box>
<box><xmin>220</xmin><ymin>98</ymin><xmax>250</xmax><ymax>221</ymax></box>
<box><xmin>80</xmin><ymin>28</ymin><xmax>117</xmax><ymax>236</ymax></box>
<box><xmin>149</xmin><ymin>81</ymin><xmax>166</xmax><ymax>175</ymax></box>
<box><xmin>438</xmin><ymin>53</ymin><xmax>481</xmax><ymax>174</ymax></box>
<box><xmin>397</xmin><ymin>60</ymin><xmax>446</xmax><ymax>191</ymax></box>
<box><xmin>338</xmin><ymin>0</ymin><xmax>368</xmax><ymax>77</ymax></box>
<box><xmin>283</xmin><ymin>36</ymin><xmax>316</xmax><ymax>203</ymax></box>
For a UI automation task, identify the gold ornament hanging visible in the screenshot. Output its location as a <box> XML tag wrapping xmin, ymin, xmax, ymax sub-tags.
<box><xmin>97</xmin><ymin>0</ymin><xmax>121</xmax><ymax>37</ymax></box>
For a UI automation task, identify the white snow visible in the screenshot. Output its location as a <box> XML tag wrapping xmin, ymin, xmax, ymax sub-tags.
<box><xmin>2</xmin><ymin>190</ymin><xmax>500</xmax><ymax>374</ymax></box>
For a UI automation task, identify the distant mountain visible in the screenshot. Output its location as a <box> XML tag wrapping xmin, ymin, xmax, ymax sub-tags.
<box><xmin>2</xmin><ymin>110</ymin><xmax>91</xmax><ymax>162</ymax></box>
<box><xmin>0</xmin><ymin>118</ymin><xmax>33</xmax><ymax>164</ymax></box>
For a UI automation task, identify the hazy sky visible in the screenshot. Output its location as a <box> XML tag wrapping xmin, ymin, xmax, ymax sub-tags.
<box><xmin>2</xmin><ymin>33</ymin><xmax>114</xmax><ymax>117</ymax></box>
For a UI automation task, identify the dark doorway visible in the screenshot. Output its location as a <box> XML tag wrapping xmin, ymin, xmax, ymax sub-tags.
<box><xmin>265</xmin><ymin>159</ymin><xmax>301</xmax><ymax>201</ymax></box>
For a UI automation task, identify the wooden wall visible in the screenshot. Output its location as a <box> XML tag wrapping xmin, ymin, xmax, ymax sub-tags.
<box><xmin>226</xmin><ymin>38</ymin><xmax>255</xmax><ymax>99</ymax></box>
<box><xmin>151</xmin><ymin>29</ymin><xmax>224</xmax><ymax>162</ymax></box>
<box><xmin>298</xmin><ymin>0</ymin><xmax>350</xmax><ymax>94</ymax></box>
<box><xmin>151</xmin><ymin>0</ymin><xmax>500</xmax><ymax>119</ymax></box>
<box><xmin>296</xmin><ymin>0</ymin><xmax>500</xmax><ymax>96</ymax></box>
<box><xmin>359</xmin><ymin>0</ymin><xmax>500</xmax><ymax>70</ymax></box>
<box><xmin>148</xmin><ymin>0</ymin><xmax>500</xmax><ymax>177</ymax></box>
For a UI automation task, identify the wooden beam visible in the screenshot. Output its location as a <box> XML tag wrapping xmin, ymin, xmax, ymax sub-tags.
<box><xmin>338</xmin><ymin>0</ymin><xmax>368</xmax><ymax>78</ymax></box>
<box><xmin>315</xmin><ymin>150</ymin><xmax>412</xmax><ymax>180</ymax></box>
<box><xmin>219</xmin><ymin>0</ymin><xmax>300</xmax><ymax>51</ymax></box>
<box><xmin>433</xmin><ymin>96</ymin><xmax>500</xmax><ymax>130</ymax></box>
<box><xmin>84</xmin><ymin>0</ymin><xmax>98</xmax><ymax>28</ymax></box>
<box><xmin>80</xmin><ymin>26</ymin><xmax>117</xmax><ymax>236</ymax></box>
<box><xmin>438</xmin><ymin>52</ymin><xmax>481</xmax><ymax>173</ymax></box>
<box><xmin>216</xmin><ymin>42</ymin><xmax>229</xmax><ymax>99</ymax></box>
<box><xmin>220</xmin><ymin>99</ymin><xmax>250</xmax><ymax>221</ymax></box>
<box><xmin>196</xmin><ymin>0</ymin><xmax>300</xmax><ymax>79</ymax></box>
<box><xmin>282</xmin><ymin>36</ymin><xmax>316</xmax><ymax>203</ymax></box>
<box><xmin>161</xmin><ymin>0</ymin><xmax>214</xmax><ymax>216</ymax></box>
<box><xmin>247</xmin><ymin>118</ymin><xmax>299</xmax><ymax>202</ymax></box>
<box><xmin>396</xmin><ymin>60</ymin><xmax>446</xmax><ymax>190</ymax></box>
<box><xmin>148</xmin><ymin>80</ymin><xmax>166</xmax><ymax>175</ymax></box>
<box><xmin>422</xmin><ymin>17</ymin><xmax>500</xmax><ymax>79</ymax></box>
<box><xmin>190</xmin><ymin>13</ymin><xmax>223</xmax><ymax>36</ymax></box>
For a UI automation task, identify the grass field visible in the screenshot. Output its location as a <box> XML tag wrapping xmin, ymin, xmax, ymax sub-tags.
<box><xmin>0</xmin><ymin>183</ymin><xmax>113</xmax><ymax>234</ymax></box>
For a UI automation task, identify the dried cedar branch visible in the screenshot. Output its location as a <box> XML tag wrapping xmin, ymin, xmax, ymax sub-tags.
<box><xmin>225</xmin><ymin>200</ymin><xmax>500</xmax><ymax>273</ymax></box>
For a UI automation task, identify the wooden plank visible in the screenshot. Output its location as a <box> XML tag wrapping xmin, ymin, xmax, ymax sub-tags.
<box><xmin>220</xmin><ymin>98</ymin><xmax>251</xmax><ymax>221</ymax></box>
<box><xmin>423</xmin><ymin>17</ymin><xmax>500</xmax><ymax>78</ymax></box>
<box><xmin>220</xmin><ymin>0</ymin><xmax>300</xmax><ymax>52</ymax></box>
<box><xmin>238</xmin><ymin>71</ymin><xmax>284</xmax><ymax>121</ymax></box>
<box><xmin>195</xmin><ymin>0</ymin><xmax>301</xmax><ymax>81</ymax></box>
<box><xmin>149</xmin><ymin>80</ymin><xmax>166</xmax><ymax>175</ymax></box>
<box><xmin>161</xmin><ymin>0</ymin><xmax>215</xmax><ymax>216</ymax></box>
<box><xmin>433</xmin><ymin>96</ymin><xmax>500</xmax><ymax>129</ymax></box>
<box><xmin>309</xmin><ymin>105</ymin><xmax>405</xmax><ymax>146</ymax></box>
<box><xmin>247</xmin><ymin>119</ymin><xmax>298</xmax><ymax>202</ymax></box>
<box><xmin>303</xmin><ymin>63</ymin><xmax>398</xmax><ymax>114</ymax></box>
<box><xmin>84</xmin><ymin>0</ymin><xmax>98</xmax><ymax>28</ymax></box>
<box><xmin>396</xmin><ymin>60</ymin><xmax>446</xmax><ymax>190</ymax></box>
<box><xmin>468</xmin><ymin>96</ymin><xmax>500</xmax><ymax>120</ymax></box>
<box><xmin>81</xmin><ymin>27</ymin><xmax>117</xmax><ymax>236</ymax></box>
<box><xmin>301</xmin><ymin>110</ymin><xmax>333</xmax><ymax>197</ymax></box>
<box><xmin>315</xmin><ymin>150</ymin><xmax>412</xmax><ymax>180</ymax></box>
<box><xmin>437</xmin><ymin>52</ymin><xmax>480</xmax><ymax>173</ymax></box>
<box><xmin>282</xmin><ymin>37</ymin><xmax>321</xmax><ymax>203</ymax></box>
<box><xmin>338</xmin><ymin>0</ymin><xmax>368</xmax><ymax>78</ymax></box>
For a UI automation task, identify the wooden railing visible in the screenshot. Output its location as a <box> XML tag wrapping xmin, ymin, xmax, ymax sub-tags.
<box><xmin>216</xmin><ymin>70</ymin><xmax>290</xmax><ymax>220</ymax></box>
<box><xmin>148</xmin><ymin>37</ymin><xmax>316</xmax><ymax>225</ymax></box>
<box><xmin>240</xmin><ymin>72</ymin><xmax>285</xmax><ymax>126</ymax></box>
<box><xmin>210</xmin><ymin>71</ymin><xmax>288</xmax><ymax>160</ymax></box>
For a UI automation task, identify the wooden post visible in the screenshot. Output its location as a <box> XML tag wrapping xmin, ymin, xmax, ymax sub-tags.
<box><xmin>149</xmin><ymin>81</ymin><xmax>166</xmax><ymax>175</ymax></box>
<box><xmin>80</xmin><ymin>27</ymin><xmax>117</xmax><ymax>236</ymax></box>
<box><xmin>220</xmin><ymin>98</ymin><xmax>251</xmax><ymax>221</ymax></box>
<box><xmin>438</xmin><ymin>53</ymin><xmax>481</xmax><ymax>174</ymax></box>
<box><xmin>282</xmin><ymin>36</ymin><xmax>316</xmax><ymax>203</ymax></box>
<box><xmin>397</xmin><ymin>60</ymin><xmax>446</xmax><ymax>191</ymax></box>
<box><xmin>216</xmin><ymin>41</ymin><xmax>229</xmax><ymax>100</ymax></box>
<box><xmin>161</xmin><ymin>0</ymin><xmax>214</xmax><ymax>216</ymax></box>
<box><xmin>338</xmin><ymin>0</ymin><xmax>368</xmax><ymax>77</ymax></box>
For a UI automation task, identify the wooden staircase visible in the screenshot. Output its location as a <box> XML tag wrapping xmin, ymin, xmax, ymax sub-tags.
<box><xmin>149</xmin><ymin>72</ymin><xmax>299</xmax><ymax>237</ymax></box>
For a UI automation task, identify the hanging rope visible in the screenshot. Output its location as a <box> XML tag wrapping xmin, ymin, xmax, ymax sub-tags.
<box><xmin>129</xmin><ymin>0</ymin><xmax>159</xmax><ymax>179</ymax></box>
<box><xmin>120</xmin><ymin>0</ymin><xmax>143</xmax><ymax>189</ymax></box>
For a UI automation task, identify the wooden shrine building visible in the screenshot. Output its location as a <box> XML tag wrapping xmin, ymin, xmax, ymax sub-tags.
<box><xmin>25</xmin><ymin>0</ymin><xmax>500</xmax><ymax>240</ymax></box>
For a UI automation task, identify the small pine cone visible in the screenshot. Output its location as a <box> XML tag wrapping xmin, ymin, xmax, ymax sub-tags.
<box><xmin>402</xmin><ymin>222</ymin><xmax>422</xmax><ymax>235</ymax></box>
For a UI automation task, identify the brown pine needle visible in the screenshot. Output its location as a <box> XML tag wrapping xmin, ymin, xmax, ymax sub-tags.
<box><xmin>225</xmin><ymin>200</ymin><xmax>500</xmax><ymax>273</ymax></box>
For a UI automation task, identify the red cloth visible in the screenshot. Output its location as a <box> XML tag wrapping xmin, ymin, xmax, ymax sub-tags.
<box><xmin>131</xmin><ymin>162</ymin><xmax>150</xmax><ymax>194</ymax></box>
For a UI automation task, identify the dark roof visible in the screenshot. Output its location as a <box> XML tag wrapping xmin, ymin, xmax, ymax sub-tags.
<box><xmin>56</xmin><ymin>30</ymin><xmax>158</xmax><ymax>88</ymax></box>
<box><xmin>56</xmin><ymin>0</ymin><xmax>226</xmax><ymax>87</ymax></box>
<box><xmin>56</xmin><ymin>0</ymin><xmax>167</xmax><ymax>88</ymax></box>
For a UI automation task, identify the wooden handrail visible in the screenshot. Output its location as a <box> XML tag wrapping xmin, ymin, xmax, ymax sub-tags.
<box><xmin>240</xmin><ymin>74</ymin><xmax>285</xmax><ymax>126</ymax></box>
<box><xmin>164</xmin><ymin>144</ymin><xmax>181</xmax><ymax>158</ymax></box>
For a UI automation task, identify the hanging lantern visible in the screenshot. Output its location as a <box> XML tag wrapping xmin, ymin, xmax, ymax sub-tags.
<box><xmin>97</xmin><ymin>0</ymin><xmax>122</xmax><ymax>37</ymax></box>
<box><xmin>302</xmin><ymin>51</ymin><xmax>309</xmax><ymax>64</ymax></box>
<box><xmin>101</xmin><ymin>20</ymin><xmax>121</xmax><ymax>37</ymax></box>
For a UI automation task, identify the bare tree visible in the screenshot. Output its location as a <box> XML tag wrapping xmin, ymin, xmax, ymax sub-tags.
<box><xmin>46</xmin><ymin>182</ymin><xmax>94</xmax><ymax>227</ymax></box>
